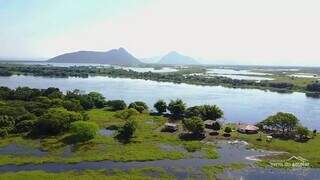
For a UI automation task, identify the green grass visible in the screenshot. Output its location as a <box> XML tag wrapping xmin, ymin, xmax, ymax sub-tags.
<box><xmin>202</xmin><ymin>164</ymin><xmax>247</xmax><ymax>180</ymax></box>
<box><xmin>0</xmin><ymin>109</ymin><xmax>218</xmax><ymax>165</ymax></box>
<box><xmin>204</xmin><ymin>123</ymin><xmax>320</xmax><ymax>167</ymax></box>
<box><xmin>271</xmin><ymin>75</ymin><xmax>316</xmax><ymax>87</ymax></box>
<box><xmin>0</xmin><ymin>167</ymin><xmax>175</xmax><ymax>180</ymax></box>
<box><xmin>236</xmin><ymin>132</ymin><xmax>320</xmax><ymax>167</ymax></box>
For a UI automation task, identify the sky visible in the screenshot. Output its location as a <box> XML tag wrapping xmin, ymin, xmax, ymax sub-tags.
<box><xmin>0</xmin><ymin>0</ymin><xmax>320</xmax><ymax>66</ymax></box>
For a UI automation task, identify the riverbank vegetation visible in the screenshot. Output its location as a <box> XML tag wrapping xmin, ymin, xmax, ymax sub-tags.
<box><xmin>1</xmin><ymin>64</ymin><xmax>320</xmax><ymax>94</ymax></box>
<box><xmin>0</xmin><ymin>86</ymin><xmax>218</xmax><ymax>165</ymax></box>
<box><xmin>202</xmin><ymin>163</ymin><xmax>248</xmax><ymax>180</ymax></box>
<box><xmin>0</xmin><ymin>86</ymin><xmax>319</xmax><ymax>170</ymax></box>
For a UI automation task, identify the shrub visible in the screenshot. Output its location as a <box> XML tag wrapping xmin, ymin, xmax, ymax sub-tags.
<box><xmin>62</xmin><ymin>99</ymin><xmax>83</xmax><ymax>111</ymax></box>
<box><xmin>182</xmin><ymin>117</ymin><xmax>204</xmax><ymax>135</ymax></box>
<box><xmin>167</xmin><ymin>99</ymin><xmax>186</xmax><ymax>119</ymax></box>
<box><xmin>105</xmin><ymin>100</ymin><xmax>127</xmax><ymax>111</ymax></box>
<box><xmin>70</xmin><ymin>121</ymin><xmax>99</xmax><ymax>141</ymax></box>
<box><xmin>117</xmin><ymin>119</ymin><xmax>137</xmax><ymax>140</ymax></box>
<box><xmin>154</xmin><ymin>100</ymin><xmax>167</xmax><ymax>114</ymax></box>
<box><xmin>135</xmin><ymin>105</ymin><xmax>145</xmax><ymax>113</ymax></box>
<box><xmin>0</xmin><ymin>128</ymin><xmax>8</xmax><ymax>137</ymax></box>
<box><xmin>212</xmin><ymin>121</ymin><xmax>221</xmax><ymax>131</ymax></box>
<box><xmin>185</xmin><ymin>106</ymin><xmax>202</xmax><ymax>118</ymax></box>
<box><xmin>0</xmin><ymin>115</ymin><xmax>14</xmax><ymax>133</ymax></box>
<box><xmin>129</xmin><ymin>101</ymin><xmax>148</xmax><ymax>110</ymax></box>
<box><xmin>306</xmin><ymin>83</ymin><xmax>320</xmax><ymax>92</ymax></box>
<box><xmin>37</xmin><ymin>108</ymin><xmax>83</xmax><ymax>135</ymax></box>
<box><xmin>128</xmin><ymin>101</ymin><xmax>148</xmax><ymax>113</ymax></box>
<box><xmin>87</xmin><ymin>92</ymin><xmax>106</xmax><ymax>108</ymax></box>
<box><xmin>115</xmin><ymin>108</ymin><xmax>139</xmax><ymax>119</ymax></box>
<box><xmin>15</xmin><ymin>120</ymin><xmax>36</xmax><ymax>133</ymax></box>
<box><xmin>313</xmin><ymin>129</ymin><xmax>317</xmax><ymax>136</ymax></box>
<box><xmin>199</xmin><ymin>105</ymin><xmax>223</xmax><ymax>120</ymax></box>
<box><xmin>296</xmin><ymin>125</ymin><xmax>309</xmax><ymax>140</ymax></box>
<box><xmin>224</xmin><ymin>127</ymin><xmax>232</xmax><ymax>134</ymax></box>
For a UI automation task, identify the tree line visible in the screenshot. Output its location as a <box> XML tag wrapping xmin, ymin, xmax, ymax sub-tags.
<box><xmin>0</xmin><ymin>86</ymin><xmax>107</xmax><ymax>138</ymax></box>
<box><xmin>2</xmin><ymin>64</ymin><xmax>320</xmax><ymax>93</ymax></box>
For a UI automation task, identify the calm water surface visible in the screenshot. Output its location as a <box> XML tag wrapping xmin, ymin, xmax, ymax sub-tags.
<box><xmin>218</xmin><ymin>168</ymin><xmax>320</xmax><ymax>180</ymax></box>
<box><xmin>0</xmin><ymin>75</ymin><xmax>319</xmax><ymax>129</ymax></box>
<box><xmin>206</xmin><ymin>68</ymin><xmax>273</xmax><ymax>80</ymax></box>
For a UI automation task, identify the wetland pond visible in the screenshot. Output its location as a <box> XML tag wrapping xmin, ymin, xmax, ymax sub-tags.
<box><xmin>0</xmin><ymin>141</ymin><xmax>318</xmax><ymax>179</ymax></box>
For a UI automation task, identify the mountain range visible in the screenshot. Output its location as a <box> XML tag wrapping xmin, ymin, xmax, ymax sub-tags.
<box><xmin>48</xmin><ymin>48</ymin><xmax>199</xmax><ymax>65</ymax></box>
<box><xmin>48</xmin><ymin>48</ymin><xmax>141</xmax><ymax>65</ymax></box>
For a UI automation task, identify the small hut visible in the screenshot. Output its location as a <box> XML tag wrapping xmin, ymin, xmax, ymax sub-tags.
<box><xmin>266</xmin><ymin>135</ymin><xmax>273</xmax><ymax>142</ymax></box>
<box><xmin>204</xmin><ymin>120</ymin><xmax>215</xmax><ymax>129</ymax></box>
<box><xmin>164</xmin><ymin>123</ymin><xmax>178</xmax><ymax>132</ymax></box>
<box><xmin>237</xmin><ymin>124</ymin><xmax>259</xmax><ymax>134</ymax></box>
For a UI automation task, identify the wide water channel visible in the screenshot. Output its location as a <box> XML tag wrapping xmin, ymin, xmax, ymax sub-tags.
<box><xmin>0</xmin><ymin>75</ymin><xmax>319</xmax><ymax>129</ymax></box>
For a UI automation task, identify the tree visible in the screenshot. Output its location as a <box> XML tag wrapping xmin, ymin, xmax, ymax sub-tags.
<box><xmin>185</xmin><ymin>106</ymin><xmax>202</xmax><ymax>118</ymax></box>
<box><xmin>105</xmin><ymin>100</ymin><xmax>127</xmax><ymax>111</ymax></box>
<box><xmin>262</xmin><ymin>112</ymin><xmax>299</xmax><ymax>135</ymax></box>
<box><xmin>224</xmin><ymin>127</ymin><xmax>232</xmax><ymax>134</ymax></box>
<box><xmin>65</xmin><ymin>89</ymin><xmax>82</xmax><ymax>100</ymax></box>
<box><xmin>14</xmin><ymin>87</ymin><xmax>41</xmax><ymax>101</ymax></box>
<box><xmin>70</xmin><ymin>121</ymin><xmax>98</xmax><ymax>141</ymax></box>
<box><xmin>136</xmin><ymin>101</ymin><xmax>148</xmax><ymax>110</ymax></box>
<box><xmin>128</xmin><ymin>101</ymin><xmax>148</xmax><ymax>113</ymax></box>
<box><xmin>88</xmin><ymin>92</ymin><xmax>106</xmax><ymax>108</ymax></box>
<box><xmin>42</xmin><ymin>87</ymin><xmax>63</xmax><ymax>99</ymax></box>
<box><xmin>63</xmin><ymin>99</ymin><xmax>83</xmax><ymax>111</ymax></box>
<box><xmin>51</xmin><ymin>98</ymin><xmax>63</xmax><ymax>107</ymax></box>
<box><xmin>0</xmin><ymin>69</ymin><xmax>12</xmax><ymax>76</ymax></box>
<box><xmin>0</xmin><ymin>86</ymin><xmax>13</xmax><ymax>100</ymax></box>
<box><xmin>154</xmin><ymin>100</ymin><xmax>167</xmax><ymax>114</ymax></box>
<box><xmin>37</xmin><ymin>108</ymin><xmax>83</xmax><ymax>135</ymax></box>
<box><xmin>167</xmin><ymin>99</ymin><xmax>186</xmax><ymax>119</ymax></box>
<box><xmin>182</xmin><ymin>117</ymin><xmax>204</xmax><ymax>135</ymax></box>
<box><xmin>306</xmin><ymin>83</ymin><xmax>320</xmax><ymax>92</ymax></box>
<box><xmin>79</xmin><ymin>95</ymin><xmax>94</xmax><ymax>110</ymax></box>
<box><xmin>117</xmin><ymin>119</ymin><xmax>137</xmax><ymax>140</ymax></box>
<box><xmin>212</xmin><ymin>121</ymin><xmax>221</xmax><ymax>131</ymax></box>
<box><xmin>200</xmin><ymin>105</ymin><xmax>223</xmax><ymax>120</ymax></box>
<box><xmin>296</xmin><ymin>126</ymin><xmax>309</xmax><ymax>140</ymax></box>
<box><xmin>16</xmin><ymin>120</ymin><xmax>36</xmax><ymax>133</ymax></box>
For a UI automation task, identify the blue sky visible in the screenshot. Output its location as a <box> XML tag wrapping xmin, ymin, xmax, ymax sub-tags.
<box><xmin>0</xmin><ymin>0</ymin><xmax>150</xmax><ymax>58</ymax></box>
<box><xmin>0</xmin><ymin>0</ymin><xmax>320</xmax><ymax>66</ymax></box>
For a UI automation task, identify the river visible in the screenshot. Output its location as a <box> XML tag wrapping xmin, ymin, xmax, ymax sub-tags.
<box><xmin>0</xmin><ymin>75</ymin><xmax>320</xmax><ymax>129</ymax></box>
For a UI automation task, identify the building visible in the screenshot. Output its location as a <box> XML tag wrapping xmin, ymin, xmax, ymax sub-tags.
<box><xmin>237</xmin><ymin>124</ymin><xmax>259</xmax><ymax>134</ymax></box>
<box><xmin>204</xmin><ymin>120</ymin><xmax>215</xmax><ymax>129</ymax></box>
<box><xmin>164</xmin><ymin>123</ymin><xmax>178</xmax><ymax>132</ymax></box>
<box><xmin>204</xmin><ymin>119</ymin><xmax>224</xmax><ymax>129</ymax></box>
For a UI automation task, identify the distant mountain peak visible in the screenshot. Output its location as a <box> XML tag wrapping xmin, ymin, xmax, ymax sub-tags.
<box><xmin>158</xmin><ymin>51</ymin><xmax>199</xmax><ymax>65</ymax></box>
<box><xmin>48</xmin><ymin>48</ymin><xmax>141</xmax><ymax>65</ymax></box>
<box><xmin>167</xmin><ymin>51</ymin><xmax>180</xmax><ymax>56</ymax></box>
<box><xmin>118</xmin><ymin>47</ymin><xmax>126</xmax><ymax>51</ymax></box>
